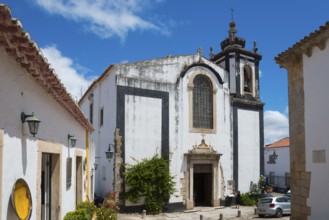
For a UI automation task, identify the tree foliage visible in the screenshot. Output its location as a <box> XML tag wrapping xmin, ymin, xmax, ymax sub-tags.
<box><xmin>124</xmin><ymin>154</ymin><xmax>176</xmax><ymax>214</ymax></box>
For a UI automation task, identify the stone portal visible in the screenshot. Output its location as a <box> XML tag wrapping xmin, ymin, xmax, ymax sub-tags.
<box><xmin>185</xmin><ymin>136</ymin><xmax>222</xmax><ymax>210</ymax></box>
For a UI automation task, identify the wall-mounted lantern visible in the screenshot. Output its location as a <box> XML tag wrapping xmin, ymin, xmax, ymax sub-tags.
<box><xmin>268</xmin><ymin>150</ymin><xmax>278</xmax><ymax>164</ymax></box>
<box><xmin>105</xmin><ymin>144</ymin><xmax>114</xmax><ymax>161</ymax></box>
<box><xmin>68</xmin><ymin>134</ymin><xmax>77</xmax><ymax>147</ymax></box>
<box><xmin>271</xmin><ymin>151</ymin><xmax>278</xmax><ymax>160</ymax></box>
<box><xmin>21</xmin><ymin>112</ymin><xmax>41</xmax><ymax>137</ymax></box>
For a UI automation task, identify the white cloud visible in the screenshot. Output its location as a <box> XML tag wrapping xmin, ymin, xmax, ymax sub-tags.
<box><xmin>34</xmin><ymin>0</ymin><xmax>170</xmax><ymax>40</ymax></box>
<box><xmin>41</xmin><ymin>45</ymin><xmax>95</xmax><ymax>101</ymax></box>
<box><xmin>264</xmin><ymin>110</ymin><xmax>289</xmax><ymax>145</ymax></box>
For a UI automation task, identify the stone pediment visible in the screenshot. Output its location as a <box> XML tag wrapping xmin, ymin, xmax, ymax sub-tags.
<box><xmin>188</xmin><ymin>136</ymin><xmax>217</xmax><ymax>154</ymax></box>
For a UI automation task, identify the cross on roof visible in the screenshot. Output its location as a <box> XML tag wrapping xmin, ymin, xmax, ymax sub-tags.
<box><xmin>197</xmin><ymin>48</ymin><xmax>203</xmax><ymax>62</ymax></box>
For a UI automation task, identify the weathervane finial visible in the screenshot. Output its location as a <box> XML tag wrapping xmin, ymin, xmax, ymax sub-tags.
<box><xmin>230</xmin><ymin>7</ymin><xmax>235</xmax><ymax>21</ymax></box>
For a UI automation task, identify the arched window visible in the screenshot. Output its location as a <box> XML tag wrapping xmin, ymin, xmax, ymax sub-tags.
<box><xmin>193</xmin><ymin>75</ymin><xmax>213</xmax><ymax>129</ymax></box>
<box><xmin>243</xmin><ymin>65</ymin><xmax>253</xmax><ymax>93</ymax></box>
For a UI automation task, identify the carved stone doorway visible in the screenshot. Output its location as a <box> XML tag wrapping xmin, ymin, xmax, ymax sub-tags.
<box><xmin>194</xmin><ymin>164</ymin><xmax>212</xmax><ymax>206</ymax></box>
<box><xmin>185</xmin><ymin>137</ymin><xmax>222</xmax><ymax>210</ymax></box>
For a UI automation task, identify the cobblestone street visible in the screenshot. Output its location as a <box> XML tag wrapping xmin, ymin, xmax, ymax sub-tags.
<box><xmin>118</xmin><ymin>206</ymin><xmax>290</xmax><ymax>220</ymax></box>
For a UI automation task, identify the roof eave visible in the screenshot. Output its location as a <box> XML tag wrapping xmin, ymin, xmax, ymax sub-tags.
<box><xmin>0</xmin><ymin>4</ymin><xmax>94</xmax><ymax>132</ymax></box>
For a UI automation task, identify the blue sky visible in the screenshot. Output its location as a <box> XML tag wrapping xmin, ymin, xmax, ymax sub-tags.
<box><xmin>2</xmin><ymin>0</ymin><xmax>328</xmax><ymax>144</ymax></box>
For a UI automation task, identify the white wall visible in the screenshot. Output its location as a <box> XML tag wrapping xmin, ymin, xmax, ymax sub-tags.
<box><xmin>0</xmin><ymin>48</ymin><xmax>88</xmax><ymax>219</ymax></box>
<box><xmin>125</xmin><ymin>95</ymin><xmax>162</xmax><ymax>163</ymax></box>
<box><xmin>303</xmin><ymin>39</ymin><xmax>329</xmax><ymax>220</ymax></box>
<box><xmin>238</xmin><ymin>109</ymin><xmax>260</xmax><ymax>192</ymax></box>
<box><xmin>264</xmin><ymin>147</ymin><xmax>290</xmax><ymax>177</ymax></box>
<box><xmin>80</xmin><ymin>71</ymin><xmax>117</xmax><ymax>197</ymax></box>
<box><xmin>264</xmin><ymin>147</ymin><xmax>290</xmax><ymax>189</ymax></box>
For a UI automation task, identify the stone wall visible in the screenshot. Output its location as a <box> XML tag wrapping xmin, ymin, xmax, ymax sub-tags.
<box><xmin>282</xmin><ymin>55</ymin><xmax>311</xmax><ymax>220</ymax></box>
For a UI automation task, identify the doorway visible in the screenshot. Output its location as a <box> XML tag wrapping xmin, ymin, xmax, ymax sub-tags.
<box><xmin>41</xmin><ymin>154</ymin><xmax>51</xmax><ymax>220</ymax></box>
<box><xmin>41</xmin><ymin>153</ymin><xmax>60</xmax><ymax>220</ymax></box>
<box><xmin>193</xmin><ymin>164</ymin><xmax>212</xmax><ymax>206</ymax></box>
<box><xmin>76</xmin><ymin>156</ymin><xmax>83</xmax><ymax>205</ymax></box>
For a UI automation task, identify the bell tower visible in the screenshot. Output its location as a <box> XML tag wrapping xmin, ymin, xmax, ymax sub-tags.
<box><xmin>211</xmin><ymin>20</ymin><xmax>265</xmax><ymax>192</ymax></box>
<box><xmin>211</xmin><ymin>20</ymin><xmax>262</xmax><ymax>100</ymax></box>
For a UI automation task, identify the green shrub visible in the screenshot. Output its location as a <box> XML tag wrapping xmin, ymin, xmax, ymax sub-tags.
<box><xmin>65</xmin><ymin>196</ymin><xmax>118</xmax><ymax>220</ymax></box>
<box><xmin>94</xmin><ymin>191</ymin><xmax>118</xmax><ymax>220</ymax></box>
<box><xmin>241</xmin><ymin>193</ymin><xmax>258</xmax><ymax>206</ymax></box>
<box><xmin>64</xmin><ymin>209</ymin><xmax>89</xmax><ymax>220</ymax></box>
<box><xmin>144</xmin><ymin>197</ymin><xmax>164</xmax><ymax>214</ymax></box>
<box><xmin>124</xmin><ymin>154</ymin><xmax>176</xmax><ymax>214</ymax></box>
<box><xmin>77</xmin><ymin>201</ymin><xmax>96</xmax><ymax>217</ymax></box>
<box><xmin>96</xmin><ymin>206</ymin><xmax>117</xmax><ymax>220</ymax></box>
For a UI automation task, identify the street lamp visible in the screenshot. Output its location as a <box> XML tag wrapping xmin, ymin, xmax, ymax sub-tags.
<box><xmin>105</xmin><ymin>144</ymin><xmax>114</xmax><ymax>161</ymax></box>
<box><xmin>21</xmin><ymin>112</ymin><xmax>41</xmax><ymax>137</ymax></box>
<box><xmin>68</xmin><ymin>134</ymin><xmax>77</xmax><ymax>147</ymax></box>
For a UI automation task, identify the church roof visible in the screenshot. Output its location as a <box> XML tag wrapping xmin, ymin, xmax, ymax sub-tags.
<box><xmin>0</xmin><ymin>4</ymin><xmax>94</xmax><ymax>131</ymax></box>
<box><xmin>265</xmin><ymin>137</ymin><xmax>290</xmax><ymax>149</ymax></box>
<box><xmin>79</xmin><ymin>53</ymin><xmax>224</xmax><ymax>104</ymax></box>
<box><xmin>275</xmin><ymin>21</ymin><xmax>329</xmax><ymax>66</ymax></box>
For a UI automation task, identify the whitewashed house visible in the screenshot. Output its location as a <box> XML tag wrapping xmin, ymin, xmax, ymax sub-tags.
<box><xmin>80</xmin><ymin>21</ymin><xmax>265</xmax><ymax>211</ymax></box>
<box><xmin>276</xmin><ymin>21</ymin><xmax>329</xmax><ymax>220</ymax></box>
<box><xmin>264</xmin><ymin>137</ymin><xmax>290</xmax><ymax>192</ymax></box>
<box><xmin>0</xmin><ymin>5</ymin><xmax>95</xmax><ymax>220</ymax></box>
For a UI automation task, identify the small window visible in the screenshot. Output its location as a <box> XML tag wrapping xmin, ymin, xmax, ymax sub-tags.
<box><xmin>89</xmin><ymin>102</ymin><xmax>93</xmax><ymax>125</ymax></box>
<box><xmin>100</xmin><ymin>107</ymin><xmax>104</xmax><ymax>127</ymax></box>
<box><xmin>243</xmin><ymin>65</ymin><xmax>253</xmax><ymax>93</ymax></box>
<box><xmin>192</xmin><ymin>75</ymin><xmax>213</xmax><ymax>129</ymax></box>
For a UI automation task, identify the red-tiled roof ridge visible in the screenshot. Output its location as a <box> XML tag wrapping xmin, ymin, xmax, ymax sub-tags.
<box><xmin>265</xmin><ymin>137</ymin><xmax>290</xmax><ymax>149</ymax></box>
<box><xmin>0</xmin><ymin>4</ymin><xmax>94</xmax><ymax>131</ymax></box>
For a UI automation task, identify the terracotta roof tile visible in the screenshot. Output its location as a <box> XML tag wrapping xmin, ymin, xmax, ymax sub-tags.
<box><xmin>0</xmin><ymin>4</ymin><xmax>93</xmax><ymax>131</ymax></box>
<box><xmin>265</xmin><ymin>137</ymin><xmax>290</xmax><ymax>149</ymax></box>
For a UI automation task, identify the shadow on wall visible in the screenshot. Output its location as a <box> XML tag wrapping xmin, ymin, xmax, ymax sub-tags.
<box><xmin>7</xmin><ymin>196</ymin><xmax>17</xmax><ymax>220</ymax></box>
<box><xmin>21</xmin><ymin>137</ymin><xmax>27</xmax><ymax>175</ymax></box>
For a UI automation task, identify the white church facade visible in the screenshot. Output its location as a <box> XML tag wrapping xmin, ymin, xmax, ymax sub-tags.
<box><xmin>79</xmin><ymin>21</ymin><xmax>264</xmax><ymax>211</ymax></box>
